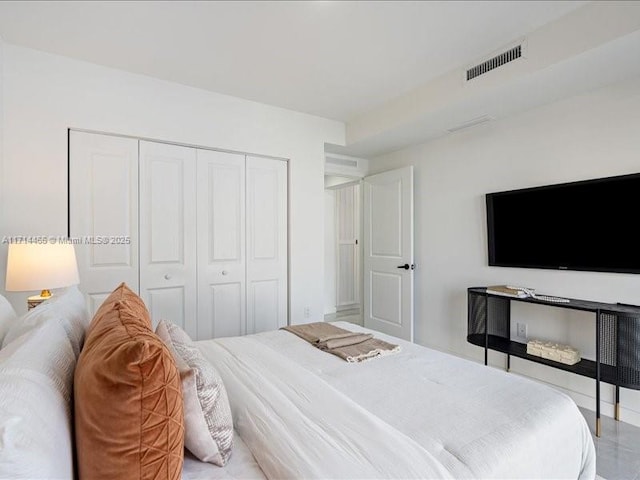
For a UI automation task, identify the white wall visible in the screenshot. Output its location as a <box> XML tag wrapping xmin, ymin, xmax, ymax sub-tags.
<box><xmin>0</xmin><ymin>44</ymin><xmax>345</xmax><ymax>322</ymax></box>
<box><xmin>0</xmin><ymin>36</ymin><xmax>4</xmax><ymax>260</ymax></box>
<box><xmin>371</xmin><ymin>76</ymin><xmax>640</xmax><ymax>426</ymax></box>
<box><xmin>324</xmin><ymin>175</ymin><xmax>358</xmax><ymax>189</ymax></box>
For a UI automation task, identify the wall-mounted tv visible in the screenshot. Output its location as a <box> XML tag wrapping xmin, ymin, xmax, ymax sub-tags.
<box><xmin>486</xmin><ymin>172</ymin><xmax>640</xmax><ymax>274</ymax></box>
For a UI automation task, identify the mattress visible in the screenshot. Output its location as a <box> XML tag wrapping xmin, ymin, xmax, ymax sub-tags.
<box><xmin>193</xmin><ymin>321</ymin><xmax>596</xmax><ymax>479</ymax></box>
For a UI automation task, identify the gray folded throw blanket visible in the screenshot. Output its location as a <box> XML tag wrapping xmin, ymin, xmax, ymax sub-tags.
<box><xmin>282</xmin><ymin>322</ymin><xmax>400</xmax><ymax>363</ymax></box>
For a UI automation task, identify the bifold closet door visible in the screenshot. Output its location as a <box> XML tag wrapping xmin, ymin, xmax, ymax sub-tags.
<box><xmin>246</xmin><ymin>156</ymin><xmax>288</xmax><ymax>333</ymax></box>
<box><xmin>70</xmin><ymin>132</ymin><xmax>288</xmax><ymax>338</ymax></box>
<box><xmin>69</xmin><ymin>131</ymin><xmax>139</xmax><ymax>316</ymax></box>
<box><xmin>196</xmin><ymin>149</ymin><xmax>246</xmax><ymax>340</ymax></box>
<box><xmin>139</xmin><ymin>141</ymin><xmax>198</xmax><ymax>337</ymax></box>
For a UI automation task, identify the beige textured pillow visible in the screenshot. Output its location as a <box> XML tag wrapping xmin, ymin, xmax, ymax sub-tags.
<box><xmin>156</xmin><ymin>320</ymin><xmax>234</xmax><ymax>466</ymax></box>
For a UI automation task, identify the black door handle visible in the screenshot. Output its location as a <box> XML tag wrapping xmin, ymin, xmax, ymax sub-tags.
<box><xmin>396</xmin><ymin>264</ymin><xmax>415</xmax><ymax>270</ymax></box>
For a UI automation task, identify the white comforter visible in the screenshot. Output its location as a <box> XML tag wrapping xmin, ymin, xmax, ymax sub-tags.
<box><xmin>197</xmin><ymin>322</ymin><xmax>596</xmax><ymax>480</ymax></box>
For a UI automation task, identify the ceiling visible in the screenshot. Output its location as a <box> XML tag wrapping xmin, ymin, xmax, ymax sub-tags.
<box><xmin>1</xmin><ymin>1</ymin><xmax>639</xmax><ymax>158</ymax></box>
<box><xmin>0</xmin><ymin>0</ymin><xmax>586</xmax><ymax>123</ymax></box>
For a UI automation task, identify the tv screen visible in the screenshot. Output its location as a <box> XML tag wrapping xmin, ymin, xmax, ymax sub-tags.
<box><xmin>486</xmin><ymin>172</ymin><xmax>640</xmax><ymax>274</ymax></box>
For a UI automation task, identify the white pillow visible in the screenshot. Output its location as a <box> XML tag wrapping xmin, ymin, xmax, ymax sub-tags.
<box><xmin>156</xmin><ymin>320</ymin><xmax>234</xmax><ymax>466</ymax></box>
<box><xmin>0</xmin><ymin>318</ymin><xmax>77</xmax><ymax>479</ymax></box>
<box><xmin>2</xmin><ymin>286</ymin><xmax>89</xmax><ymax>356</ymax></box>
<box><xmin>0</xmin><ymin>294</ymin><xmax>17</xmax><ymax>347</ymax></box>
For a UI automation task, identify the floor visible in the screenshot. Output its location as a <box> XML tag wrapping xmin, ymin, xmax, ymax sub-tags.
<box><xmin>324</xmin><ymin>307</ymin><xmax>363</xmax><ymax>326</ymax></box>
<box><xmin>579</xmin><ymin>407</ymin><xmax>640</xmax><ymax>480</ymax></box>
<box><xmin>325</xmin><ymin>310</ymin><xmax>640</xmax><ymax>479</ymax></box>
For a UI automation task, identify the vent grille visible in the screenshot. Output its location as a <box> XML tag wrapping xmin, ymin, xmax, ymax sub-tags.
<box><xmin>466</xmin><ymin>45</ymin><xmax>522</xmax><ymax>81</ymax></box>
<box><xmin>447</xmin><ymin>115</ymin><xmax>493</xmax><ymax>133</ymax></box>
<box><xmin>326</xmin><ymin>157</ymin><xmax>358</xmax><ymax>168</ymax></box>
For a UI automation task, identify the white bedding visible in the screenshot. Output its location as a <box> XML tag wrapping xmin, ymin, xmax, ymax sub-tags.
<box><xmin>182</xmin><ymin>431</ymin><xmax>265</xmax><ymax>480</ymax></box>
<box><xmin>195</xmin><ymin>322</ymin><xmax>596</xmax><ymax>480</ymax></box>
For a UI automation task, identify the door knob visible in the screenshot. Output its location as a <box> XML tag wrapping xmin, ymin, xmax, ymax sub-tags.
<box><xmin>164</xmin><ymin>274</ymin><xmax>171</xmax><ymax>280</ymax></box>
<box><xmin>222</xmin><ymin>270</ymin><xmax>228</xmax><ymax>276</ymax></box>
<box><xmin>397</xmin><ymin>264</ymin><xmax>415</xmax><ymax>270</ymax></box>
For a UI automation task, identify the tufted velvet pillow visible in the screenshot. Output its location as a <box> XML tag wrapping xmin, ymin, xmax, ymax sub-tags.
<box><xmin>74</xmin><ymin>283</ymin><xmax>184</xmax><ymax>480</ymax></box>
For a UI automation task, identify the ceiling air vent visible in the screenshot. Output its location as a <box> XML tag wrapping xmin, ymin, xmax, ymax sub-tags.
<box><xmin>447</xmin><ymin>115</ymin><xmax>493</xmax><ymax>134</ymax></box>
<box><xmin>466</xmin><ymin>44</ymin><xmax>522</xmax><ymax>81</ymax></box>
<box><xmin>326</xmin><ymin>157</ymin><xmax>358</xmax><ymax>168</ymax></box>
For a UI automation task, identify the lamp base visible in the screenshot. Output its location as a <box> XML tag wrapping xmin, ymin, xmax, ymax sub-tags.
<box><xmin>27</xmin><ymin>292</ymin><xmax>53</xmax><ymax>310</ymax></box>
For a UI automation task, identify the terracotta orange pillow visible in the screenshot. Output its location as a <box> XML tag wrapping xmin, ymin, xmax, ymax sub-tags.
<box><xmin>74</xmin><ymin>283</ymin><xmax>184</xmax><ymax>480</ymax></box>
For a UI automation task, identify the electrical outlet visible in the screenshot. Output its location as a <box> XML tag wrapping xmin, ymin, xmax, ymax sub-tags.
<box><xmin>304</xmin><ymin>307</ymin><xmax>310</xmax><ymax>319</ymax></box>
<box><xmin>517</xmin><ymin>322</ymin><xmax>527</xmax><ymax>339</ymax></box>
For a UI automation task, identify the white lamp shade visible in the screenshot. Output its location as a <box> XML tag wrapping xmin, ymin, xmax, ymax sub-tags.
<box><xmin>5</xmin><ymin>243</ymin><xmax>80</xmax><ymax>292</ymax></box>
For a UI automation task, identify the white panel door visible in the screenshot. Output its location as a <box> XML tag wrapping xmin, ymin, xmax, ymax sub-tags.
<box><xmin>363</xmin><ymin>166</ymin><xmax>414</xmax><ymax>341</ymax></box>
<box><xmin>196</xmin><ymin>149</ymin><xmax>246</xmax><ymax>340</ymax></box>
<box><xmin>336</xmin><ymin>183</ymin><xmax>360</xmax><ymax>308</ymax></box>
<box><xmin>139</xmin><ymin>141</ymin><xmax>197</xmax><ymax>335</ymax></box>
<box><xmin>69</xmin><ymin>131</ymin><xmax>139</xmax><ymax>317</ymax></box>
<box><xmin>246</xmin><ymin>156</ymin><xmax>288</xmax><ymax>334</ymax></box>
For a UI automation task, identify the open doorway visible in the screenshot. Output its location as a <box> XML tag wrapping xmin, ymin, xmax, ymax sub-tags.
<box><xmin>324</xmin><ymin>175</ymin><xmax>363</xmax><ymax>326</ymax></box>
<box><xmin>323</xmin><ymin>153</ymin><xmax>415</xmax><ymax>340</ymax></box>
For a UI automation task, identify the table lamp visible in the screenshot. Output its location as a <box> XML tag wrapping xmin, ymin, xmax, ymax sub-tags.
<box><xmin>5</xmin><ymin>243</ymin><xmax>80</xmax><ymax>310</ymax></box>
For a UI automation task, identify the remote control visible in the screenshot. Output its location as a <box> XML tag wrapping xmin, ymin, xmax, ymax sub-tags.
<box><xmin>506</xmin><ymin>286</ymin><xmax>535</xmax><ymax>297</ymax></box>
<box><xmin>534</xmin><ymin>295</ymin><xmax>570</xmax><ymax>303</ymax></box>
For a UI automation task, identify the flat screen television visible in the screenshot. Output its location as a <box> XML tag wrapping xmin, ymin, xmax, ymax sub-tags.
<box><xmin>486</xmin><ymin>172</ymin><xmax>640</xmax><ymax>274</ymax></box>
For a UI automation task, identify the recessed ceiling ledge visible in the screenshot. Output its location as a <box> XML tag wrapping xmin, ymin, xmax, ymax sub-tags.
<box><xmin>344</xmin><ymin>1</ymin><xmax>640</xmax><ymax>154</ymax></box>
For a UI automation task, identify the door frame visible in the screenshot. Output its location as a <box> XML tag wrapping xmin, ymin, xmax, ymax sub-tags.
<box><xmin>324</xmin><ymin>174</ymin><xmax>364</xmax><ymax>318</ymax></box>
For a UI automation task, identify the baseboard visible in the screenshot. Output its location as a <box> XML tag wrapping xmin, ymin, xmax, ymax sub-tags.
<box><xmin>561</xmin><ymin>388</ymin><xmax>640</xmax><ymax>428</ymax></box>
<box><xmin>336</xmin><ymin>304</ymin><xmax>360</xmax><ymax>312</ymax></box>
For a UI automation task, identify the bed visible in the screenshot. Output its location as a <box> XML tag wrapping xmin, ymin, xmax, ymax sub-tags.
<box><xmin>0</xmin><ymin>287</ymin><xmax>596</xmax><ymax>480</ymax></box>
<box><xmin>185</xmin><ymin>321</ymin><xmax>596</xmax><ymax>479</ymax></box>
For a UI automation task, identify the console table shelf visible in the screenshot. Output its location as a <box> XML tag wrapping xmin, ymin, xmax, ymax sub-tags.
<box><xmin>467</xmin><ymin>287</ymin><xmax>640</xmax><ymax>437</ymax></box>
<box><xmin>466</xmin><ymin>333</ymin><xmax>604</xmax><ymax>378</ymax></box>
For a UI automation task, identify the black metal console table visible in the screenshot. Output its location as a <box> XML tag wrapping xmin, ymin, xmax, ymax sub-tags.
<box><xmin>467</xmin><ymin>287</ymin><xmax>640</xmax><ymax>437</ymax></box>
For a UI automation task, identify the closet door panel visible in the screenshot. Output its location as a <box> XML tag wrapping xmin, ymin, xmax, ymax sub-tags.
<box><xmin>249</xmin><ymin>280</ymin><xmax>279</xmax><ymax>333</ymax></box>
<box><xmin>147</xmin><ymin>287</ymin><xmax>186</xmax><ymax>331</ymax></box>
<box><xmin>140</xmin><ymin>141</ymin><xmax>197</xmax><ymax>335</ymax></box>
<box><xmin>149</xmin><ymin>160</ymin><xmax>184</xmax><ymax>262</ymax></box>
<box><xmin>246</xmin><ymin>156</ymin><xmax>288</xmax><ymax>333</ymax></box>
<box><xmin>88</xmin><ymin>293</ymin><xmax>111</xmax><ymax>316</ymax></box>
<box><xmin>208</xmin><ymin>282</ymin><xmax>244</xmax><ymax>338</ymax></box>
<box><xmin>196</xmin><ymin>149</ymin><xmax>246</xmax><ymax>340</ymax></box>
<box><xmin>69</xmin><ymin>131</ymin><xmax>139</xmax><ymax>317</ymax></box>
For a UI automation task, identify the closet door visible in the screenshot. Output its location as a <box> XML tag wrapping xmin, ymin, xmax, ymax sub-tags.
<box><xmin>69</xmin><ymin>131</ymin><xmax>139</xmax><ymax>316</ymax></box>
<box><xmin>196</xmin><ymin>150</ymin><xmax>246</xmax><ymax>340</ymax></box>
<box><xmin>139</xmin><ymin>141</ymin><xmax>197</xmax><ymax>335</ymax></box>
<box><xmin>246</xmin><ymin>156</ymin><xmax>288</xmax><ymax>333</ymax></box>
